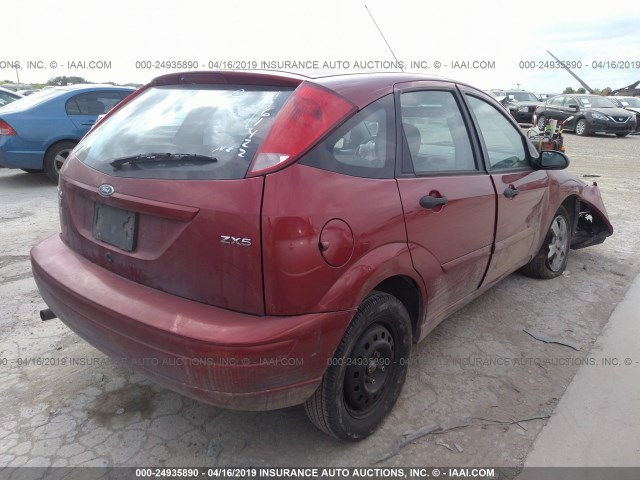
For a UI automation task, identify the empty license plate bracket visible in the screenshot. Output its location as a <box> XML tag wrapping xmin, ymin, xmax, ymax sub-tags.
<box><xmin>93</xmin><ymin>202</ymin><xmax>138</xmax><ymax>252</ymax></box>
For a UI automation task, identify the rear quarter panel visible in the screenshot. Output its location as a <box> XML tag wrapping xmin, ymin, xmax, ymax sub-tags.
<box><xmin>262</xmin><ymin>164</ymin><xmax>421</xmax><ymax>315</ymax></box>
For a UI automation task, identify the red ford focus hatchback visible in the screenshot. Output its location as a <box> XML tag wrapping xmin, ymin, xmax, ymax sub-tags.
<box><xmin>31</xmin><ymin>71</ymin><xmax>612</xmax><ymax>440</ymax></box>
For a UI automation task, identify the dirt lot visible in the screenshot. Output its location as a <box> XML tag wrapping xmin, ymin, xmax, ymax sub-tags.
<box><xmin>1</xmin><ymin>133</ymin><xmax>639</xmax><ymax>470</ymax></box>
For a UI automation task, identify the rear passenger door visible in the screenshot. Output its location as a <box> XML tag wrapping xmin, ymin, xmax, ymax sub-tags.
<box><xmin>394</xmin><ymin>82</ymin><xmax>496</xmax><ymax>325</ymax></box>
<box><xmin>66</xmin><ymin>90</ymin><xmax>129</xmax><ymax>135</ymax></box>
<box><xmin>543</xmin><ymin>95</ymin><xmax>565</xmax><ymax>122</ymax></box>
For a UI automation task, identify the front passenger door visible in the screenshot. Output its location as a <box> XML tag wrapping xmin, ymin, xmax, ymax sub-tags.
<box><xmin>463</xmin><ymin>92</ymin><xmax>549</xmax><ymax>285</ymax></box>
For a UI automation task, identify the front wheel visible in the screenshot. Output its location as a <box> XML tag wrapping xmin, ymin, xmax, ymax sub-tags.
<box><xmin>304</xmin><ymin>292</ymin><xmax>412</xmax><ymax>441</ymax></box>
<box><xmin>521</xmin><ymin>206</ymin><xmax>572</xmax><ymax>279</ymax></box>
<box><xmin>575</xmin><ymin>118</ymin><xmax>589</xmax><ymax>136</ymax></box>
<box><xmin>44</xmin><ymin>141</ymin><xmax>76</xmax><ymax>183</ymax></box>
<box><xmin>616</xmin><ymin>133</ymin><xmax>628</xmax><ymax>138</ymax></box>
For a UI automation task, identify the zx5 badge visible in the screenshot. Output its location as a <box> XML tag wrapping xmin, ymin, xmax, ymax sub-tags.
<box><xmin>220</xmin><ymin>236</ymin><xmax>252</xmax><ymax>247</ymax></box>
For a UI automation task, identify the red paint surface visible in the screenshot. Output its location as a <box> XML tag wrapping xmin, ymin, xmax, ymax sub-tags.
<box><xmin>31</xmin><ymin>71</ymin><xmax>614</xmax><ymax>410</ymax></box>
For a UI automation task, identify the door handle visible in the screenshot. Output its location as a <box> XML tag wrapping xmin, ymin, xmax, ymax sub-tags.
<box><xmin>419</xmin><ymin>195</ymin><xmax>448</xmax><ymax>209</ymax></box>
<box><xmin>504</xmin><ymin>186</ymin><xmax>520</xmax><ymax>199</ymax></box>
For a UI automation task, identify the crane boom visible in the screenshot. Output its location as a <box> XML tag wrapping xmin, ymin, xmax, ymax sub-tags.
<box><xmin>547</xmin><ymin>50</ymin><xmax>594</xmax><ymax>94</ymax></box>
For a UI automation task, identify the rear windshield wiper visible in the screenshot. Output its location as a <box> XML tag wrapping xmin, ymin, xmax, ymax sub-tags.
<box><xmin>110</xmin><ymin>153</ymin><xmax>218</xmax><ymax>168</ymax></box>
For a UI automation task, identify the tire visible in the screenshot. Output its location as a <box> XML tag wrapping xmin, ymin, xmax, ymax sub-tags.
<box><xmin>304</xmin><ymin>291</ymin><xmax>412</xmax><ymax>441</ymax></box>
<box><xmin>616</xmin><ymin>133</ymin><xmax>628</xmax><ymax>138</ymax></box>
<box><xmin>44</xmin><ymin>141</ymin><xmax>76</xmax><ymax>183</ymax></box>
<box><xmin>575</xmin><ymin>118</ymin><xmax>589</xmax><ymax>136</ymax></box>
<box><xmin>521</xmin><ymin>206</ymin><xmax>572</xmax><ymax>279</ymax></box>
<box><xmin>21</xmin><ymin>169</ymin><xmax>44</xmax><ymax>174</ymax></box>
<box><xmin>536</xmin><ymin>115</ymin><xmax>546</xmax><ymax>130</ymax></box>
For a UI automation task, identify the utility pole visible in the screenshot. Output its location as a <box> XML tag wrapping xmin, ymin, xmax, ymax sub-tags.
<box><xmin>16</xmin><ymin>67</ymin><xmax>20</xmax><ymax>84</ymax></box>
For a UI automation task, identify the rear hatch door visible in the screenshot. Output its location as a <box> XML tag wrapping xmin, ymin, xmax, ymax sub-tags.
<box><xmin>60</xmin><ymin>79</ymin><xmax>297</xmax><ymax>314</ymax></box>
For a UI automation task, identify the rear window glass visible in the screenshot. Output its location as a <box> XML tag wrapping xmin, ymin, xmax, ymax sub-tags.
<box><xmin>0</xmin><ymin>88</ymin><xmax>61</xmax><ymax>111</ymax></box>
<box><xmin>75</xmin><ymin>85</ymin><xmax>293</xmax><ymax>180</ymax></box>
<box><xmin>300</xmin><ymin>94</ymin><xmax>395</xmax><ymax>179</ymax></box>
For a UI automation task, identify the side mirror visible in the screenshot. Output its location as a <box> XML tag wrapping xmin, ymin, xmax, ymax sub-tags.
<box><xmin>532</xmin><ymin>150</ymin><xmax>570</xmax><ymax>170</ymax></box>
<box><xmin>569</xmin><ymin>105</ymin><xmax>579</xmax><ymax>112</ymax></box>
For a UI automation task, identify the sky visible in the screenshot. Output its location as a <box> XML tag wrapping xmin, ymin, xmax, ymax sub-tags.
<box><xmin>2</xmin><ymin>0</ymin><xmax>639</xmax><ymax>93</ymax></box>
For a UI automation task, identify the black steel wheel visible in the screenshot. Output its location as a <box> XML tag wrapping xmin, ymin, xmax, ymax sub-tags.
<box><xmin>304</xmin><ymin>291</ymin><xmax>412</xmax><ymax>441</ymax></box>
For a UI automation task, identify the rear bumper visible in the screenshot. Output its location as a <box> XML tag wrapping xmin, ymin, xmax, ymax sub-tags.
<box><xmin>0</xmin><ymin>139</ymin><xmax>45</xmax><ymax>169</ymax></box>
<box><xmin>31</xmin><ymin>234</ymin><xmax>355</xmax><ymax>411</ymax></box>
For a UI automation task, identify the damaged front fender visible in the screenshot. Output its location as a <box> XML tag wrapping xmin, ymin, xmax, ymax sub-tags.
<box><xmin>571</xmin><ymin>182</ymin><xmax>613</xmax><ymax>250</ymax></box>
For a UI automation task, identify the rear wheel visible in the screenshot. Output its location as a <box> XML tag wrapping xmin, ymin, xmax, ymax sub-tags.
<box><xmin>304</xmin><ymin>291</ymin><xmax>412</xmax><ymax>441</ymax></box>
<box><xmin>616</xmin><ymin>133</ymin><xmax>628</xmax><ymax>137</ymax></box>
<box><xmin>575</xmin><ymin>118</ymin><xmax>589</xmax><ymax>136</ymax></box>
<box><xmin>522</xmin><ymin>206</ymin><xmax>572</xmax><ymax>279</ymax></box>
<box><xmin>536</xmin><ymin>115</ymin><xmax>546</xmax><ymax>130</ymax></box>
<box><xmin>44</xmin><ymin>141</ymin><xmax>76</xmax><ymax>183</ymax></box>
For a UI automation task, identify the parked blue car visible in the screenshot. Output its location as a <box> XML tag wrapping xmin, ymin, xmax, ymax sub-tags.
<box><xmin>0</xmin><ymin>85</ymin><xmax>135</xmax><ymax>181</ymax></box>
<box><xmin>0</xmin><ymin>87</ymin><xmax>23</xmax><ymax>107</ymax></box>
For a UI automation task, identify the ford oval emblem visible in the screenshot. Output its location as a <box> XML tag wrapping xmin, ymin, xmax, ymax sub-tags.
<box><xmin>98</xmin><ymin>184</ymin><xmax>115</xmax><ymax>196</ymax></box>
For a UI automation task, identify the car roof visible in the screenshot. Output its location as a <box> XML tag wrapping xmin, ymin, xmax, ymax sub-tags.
<box><xmin>609</xmin><ymin>95</ymin><xmax>638</xmax><ymax>100</ymax></box>
<box><xmin>150</xmin><ymin>69</ymin><xmax>452</xmax><ymax>85</ymax></box>
<box><xmin>0</xmin><ymin>84</ymin><xmax>135</xmax><ymax>114</ymax></box>
<box><xmin>0</xmin><ymin>86</ymin><xmax>22</xmax><ymax>96</ymax></box>
<box><xmin>43</xmin><ymin>84</ymin><xmax>135</xmax><ymax>92</ymax></box>
<box><xmin>148</xmin><ymin>70</ymin><xmax>479</xmax><ymax>109</ymax></box>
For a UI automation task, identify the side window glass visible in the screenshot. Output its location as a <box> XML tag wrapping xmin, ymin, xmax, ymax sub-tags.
<box><xmin>66</xmin><ymin>92</ymin><xmax>110</xmax><ymax>116</ymax></box>
<box><xmin>565</xmin><ymin>97</ymin><xmax>578</xmax><ymax>108</ymax></box>
<box><xmin>466</xmin><ymin>95</ymin><xmax>528</xmax><ymax>171</ymax></box>
<box><xmin>300</xmin><ymin>94</ymin><xmax>395</xmax><ymax>179</ymax></box>
<box><xmin>550</xmin><ymin>96</ymin><xmax>564</xmax><ymax>106</ymax></box>
<box><xmin>400</xmin><ymin>90</ymin><xmax>476</xmax><ymax>174</ymax></box>
<box><xmin>99</xmin><ymin>91</ymin><xmax>130</xmax><ymax>111</ymax></box>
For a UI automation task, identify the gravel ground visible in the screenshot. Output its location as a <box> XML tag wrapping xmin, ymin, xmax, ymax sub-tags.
<box><xmin>1</xmin><ymin>133</ymin><xmax>639</xmax><ymax>470</ymax></box>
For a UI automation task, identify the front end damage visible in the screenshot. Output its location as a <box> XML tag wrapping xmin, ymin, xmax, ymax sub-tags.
<box><xmin>571</xmin><ymin>182</ymin><xmax>614</xmax><ymax>249</ymax></box>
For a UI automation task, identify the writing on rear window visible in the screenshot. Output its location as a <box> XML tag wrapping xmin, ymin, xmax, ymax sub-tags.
<box><xmin>74</xmin><ymin>85</ymin><xmax>292</xmax><ymax>180</ymax></box>
<box><xmin>238</xmin><ymin>92</ymin><xmax>282</xmax><ymax>158</ymax></box>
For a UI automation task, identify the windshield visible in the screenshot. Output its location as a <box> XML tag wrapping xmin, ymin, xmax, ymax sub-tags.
<box><xmin>75</xmin><ymin>85</ymin><xmax>293</xmax><ymax>180</ymax></box>
<box><xmin>0</xmin><ymin>91</ymin><xmax>20</xmax><ymax>107</ymax></box>
<box><xmin>576</xmin><ymin>96</ymin><xmax>616</xmax><ymax>108</ymax></box>
<box><xmin>507</xmin><ymin>92</ymin><xmax>539</xmax><ymax>102</ymax></box>
<box><xmin>617</xmin><ymin>97</ymin><xmax>640</xmax><ymax>108</ymax></box>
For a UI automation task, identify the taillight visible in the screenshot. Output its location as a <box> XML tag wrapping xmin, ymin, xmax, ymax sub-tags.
<box><xmin>247</xmin><ymin>82</ymin><xmax>356</xmax><ymax>176</ymax></box>
<box><xmin>0</xmin><ymin>119</ymin><xmax>17</xmax><ymax>136</ymax></box>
